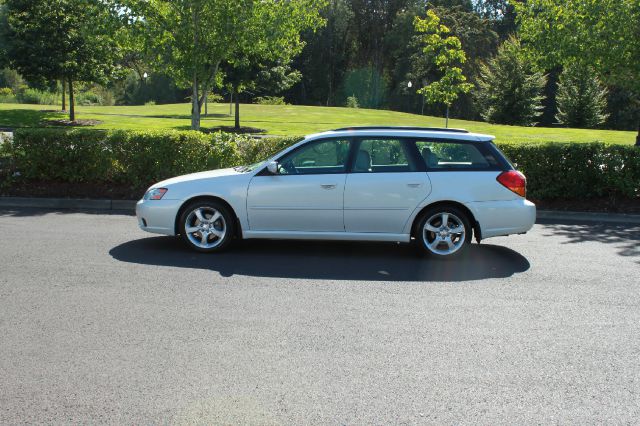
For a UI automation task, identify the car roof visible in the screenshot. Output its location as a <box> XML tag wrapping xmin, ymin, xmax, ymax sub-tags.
<box><xmin>305</xmin><ymin>126</ymin><xmax>495</xmax><ymax>142</ymax></box>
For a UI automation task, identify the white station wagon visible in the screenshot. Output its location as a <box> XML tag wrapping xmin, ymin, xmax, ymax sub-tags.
<box><xmin>136</xmin><ymin>127</ymin><xmax>536</xmax><ymax>258</ymax></box>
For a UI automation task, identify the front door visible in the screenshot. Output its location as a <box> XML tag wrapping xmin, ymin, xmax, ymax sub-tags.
<box><xmin>247</xmin><ymin>138</ymin><xmax>351</xmax><ymax>232</ymax></box>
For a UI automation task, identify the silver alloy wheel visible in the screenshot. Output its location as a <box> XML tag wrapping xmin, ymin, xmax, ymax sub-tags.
<box><xmin>184</xmin><ymin>206</ymin><xmax>227</xmax><ymax>249</ymax></box>
<box><xmin>422</xmin><ymin>211</ymin><xmax>466</xmax><ymax>256</ymax></box>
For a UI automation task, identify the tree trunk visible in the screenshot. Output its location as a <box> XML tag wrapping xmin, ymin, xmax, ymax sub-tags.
<box><xmin>229</xmin><ymin>90</ymin><xmax>233</xmax><ymax>116</ymax></box>
<box><xmin>68</xmin><ymin>77</ymin><xmax>75</xmax><ymax>122</ymax></box>
<box><xmin>61</xmin><ymin>78</ymin><xmax>66</xmax><ymax>112</ymax></box>
<box><xmin>445</xmin><ymin>105</ymin><xmax>449</xmax><ymax>128</ymax></box>
<box><xmin>191</xmin><ymin>73</ymin><xmax>200</xmax><ymax>130</ymax></box>
<box><xmin>190</xmin><ymin>6</ymin><xmax>200</xmax><ymax>130</ymax></box>
<box><xmin>234</xmin><ymin>88</ymin><xmax>240</xmax><ymax>130</ymax></box>
<box><xmin>636</xmin><ymin>122</ymin><xmax>640</xmax><ymax>147</ymax></box>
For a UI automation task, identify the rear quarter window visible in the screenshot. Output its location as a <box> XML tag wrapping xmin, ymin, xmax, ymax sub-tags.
<box><xmin>416</xmin><ymin>140</ymin><xmax>502</xmax><ymax>171</ymax></box>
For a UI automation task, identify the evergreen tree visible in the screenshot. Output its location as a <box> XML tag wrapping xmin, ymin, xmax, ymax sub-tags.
<box><xmin>475</xmin><ymin>37</ymin><xmax>546</xmax><ymax>126</ymax></box>
<box><xmin>556</xmin><ymin>63</ymin><xmax>608</xmax><ymax>128</ymax></box>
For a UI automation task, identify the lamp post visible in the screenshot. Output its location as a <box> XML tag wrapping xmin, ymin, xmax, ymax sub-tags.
<box><xmin>142</xmin><ymin>72</ymin><xmax>148</xmax><ymax>105</ymax></box>
<box><xmin>407</xmin><ymin>81</ymin><xmax>412</xmax><ymax>113</ymax></box>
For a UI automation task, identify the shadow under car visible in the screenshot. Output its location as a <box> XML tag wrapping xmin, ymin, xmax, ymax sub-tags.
<box><xmin>109</xmin><ymin>237</ymin><xmax>530</xmax><ymax>282</ymax></box>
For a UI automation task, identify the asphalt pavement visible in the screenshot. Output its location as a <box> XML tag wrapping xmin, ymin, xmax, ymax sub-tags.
<box><xmin>0</xmin><ymin>208</ymin><xmax>638</xmax><ymax>424</ymax></box>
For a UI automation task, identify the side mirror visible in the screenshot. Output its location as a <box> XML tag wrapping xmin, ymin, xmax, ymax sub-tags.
<box><xmin>266</xmin><ymin>160</ymin><xmax>279</xmax><ymax>175</ymax></box>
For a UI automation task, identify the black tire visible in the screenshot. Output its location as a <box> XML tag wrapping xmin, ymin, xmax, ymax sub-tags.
<box><xmin>178</xmin><ymin>199</ymin><xmax>235</xmax><ymax>253</ymax></box>
<box><xmin>415</xmin><ymin>205</ymin><xmax>472</xmax><ymax>258</ymax></box>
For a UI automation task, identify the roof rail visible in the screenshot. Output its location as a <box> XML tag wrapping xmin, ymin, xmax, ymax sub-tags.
<box><xmin>332</xmin><ymin>126</ymin><xmax>469</xmax><ymax>133</ymax></box>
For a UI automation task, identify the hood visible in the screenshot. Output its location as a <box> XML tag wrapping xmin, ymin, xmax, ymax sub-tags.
<box><xmin>152</xmin><ymin>167</ymin><xmax>241</xmax><ymax>188</ymax></box>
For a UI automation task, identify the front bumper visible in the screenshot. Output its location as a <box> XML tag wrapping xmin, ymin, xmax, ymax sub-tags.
<box><xmin>136</xmin><ymin>198</ymin><xmax>183</xmax><ymax>236</ymax></box>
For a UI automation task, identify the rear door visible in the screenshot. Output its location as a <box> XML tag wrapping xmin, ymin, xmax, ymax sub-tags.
<box><xmin>343</xmin><ymin>137</ymin><xmax>431</xmax><ymax>234</ymax></box>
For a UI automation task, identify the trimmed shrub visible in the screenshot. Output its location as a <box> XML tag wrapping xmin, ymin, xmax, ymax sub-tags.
<box><xmin>10</xmin><ymin>128</ymin><xmax>303</xmax><ymax>188</ymax></box>
<box><xmin>497</xmin><ymin>142</ymin><xmax>640</xmax><ymax>199</ymax></box>
<box><xmin>235</xmin><ymin>135</ymin><xmax>302</xmax><ymax>165</ymax></box>
<box><xmin>108</xmin><ymin>130</ymin><xmax>230</xmax><ymax>186</ymax></box>
<box><xmin>8</xmin><ymin>128</ymin><xmax>637</xmax><ymax>201</ymax></box>
<box><xmin>12</xmin><ymin>128</ymin><xmax>112</xmax><ymax>182</ymax></box>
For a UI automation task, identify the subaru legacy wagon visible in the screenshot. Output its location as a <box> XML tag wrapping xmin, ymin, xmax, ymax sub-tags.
<box><xmin>136</xmin><ymin>127</ymin><xmax>535</xmax><ymax>258</ymax></box>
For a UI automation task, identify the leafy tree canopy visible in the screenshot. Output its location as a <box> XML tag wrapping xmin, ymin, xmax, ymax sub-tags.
<box><xmin>413</xmin><ymin>9</ymin><xmax>473</xmax><ymax>121</ymax></box>
<box><xmin>515</xmin><ymin>0</ymin><xmax>640</xmax><ymax>93</ymax></box>
<box><xmin>2</xmin><ymin>0</ymin><xmax>125</xmax><ymax>83</ymax></box>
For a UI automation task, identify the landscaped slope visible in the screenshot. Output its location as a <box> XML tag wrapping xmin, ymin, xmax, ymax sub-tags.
<box><xmin>0</xmin><ymin>102</ymin><xmax>636</xmax><ymax>144</ymax></box>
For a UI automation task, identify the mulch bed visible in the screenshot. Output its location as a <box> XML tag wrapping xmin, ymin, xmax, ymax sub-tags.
<box><xmin>1</xmin><ymin>180</ymin><xmax>639</xmax><ymax>214</ymax></box>
<box><xmin>1</xmin><ymin>181</ymin><xmax>146</xmax><ymax>200</ymax></box>
<box><xmin>203</xmin><ymin>125</ymin><xmax>266</xmax><ymax>134</ymax></box>
<box><xmin>531</xmin><ymin>197</ymin><xmax>640</xmax><ymax>214</ymax></box>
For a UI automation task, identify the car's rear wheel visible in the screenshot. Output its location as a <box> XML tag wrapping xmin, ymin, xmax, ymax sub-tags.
<box><xmin>179</xmin><ymin>200</ymin><xmax>235</xmax><ymax>253</ymax></box>
<box><xmin>416</xmin><ymin>206</ymin><xmax>472</xmax><ymax>258</ymax></box>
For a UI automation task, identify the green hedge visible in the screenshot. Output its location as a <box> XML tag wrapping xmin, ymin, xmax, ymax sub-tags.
<box><xmin>497</xmin><ymin>142</ymin><xmax>640</xmax><ymax>199</ymax></box>
<box><xmin>9</xmin><ymin>128</ymin><xmax>301</xmax><ymax>187</ymax></box>
<box><xmin>5</xmin><ymin>128</ymin><xmax>640</xmax><ymax>200</ymax></box>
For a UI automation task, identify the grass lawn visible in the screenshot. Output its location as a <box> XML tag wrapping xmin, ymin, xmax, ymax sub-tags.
<box><xmin>0</xmin><ymin>102</ymin><xmax>636</xmax><ymax>144</ymax></box>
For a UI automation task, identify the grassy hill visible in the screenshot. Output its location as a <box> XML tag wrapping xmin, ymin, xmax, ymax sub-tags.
<box><xmin>0</xmin><ymin>102</ymin><xmax>636</xmax><ymax>145</ymax></box>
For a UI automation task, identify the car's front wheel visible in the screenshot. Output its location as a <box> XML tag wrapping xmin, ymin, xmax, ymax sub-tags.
<box><xmin>179</xmin><ymin>200</ymin><xmax>235</xmax><ymax>253</ymax></box>
<box><xmin>416</xmin><ymin>206</ymin><xmax>472</xmax><ymax>258</ymax></box>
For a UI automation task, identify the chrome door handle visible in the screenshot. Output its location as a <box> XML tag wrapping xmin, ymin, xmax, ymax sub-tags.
<box><xmin>320</xmin><ymin>184</ymin><xmax>336</xmax><ymax>189</ymax></box>
<box><xmin>407</xmin><ymin>183</ymin><xmax>422</xmax><ymax>188</ymax></box>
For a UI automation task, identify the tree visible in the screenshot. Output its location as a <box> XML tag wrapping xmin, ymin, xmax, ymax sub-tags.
<box><xmin>221</xmin><ymin>0</ymin><xmax>324</xmax><ymax>130</ymax></box>
<box><xmin>556</xmin><ymin>63</ymin><xmax>608</xmax><ymax>129</ymax></box>
<box><xmin>2</xmin><ymin>0</ymin><xmax>125</xmax><ymax>121</ymax></box>
<box><xmin>473</xmin><ymin>0</ymin><xmax>516</xmax><ymax>38</ymax></box>
<box><xmin>412</xmin><ymin>10</ymin><xmax>473</xmax><ymax>127</ymax></box>
<box><xmin>221</xmin><ymin>61</ymin><xmax>301</xmax><ymax>130</ymax></box>
<box><xmin>515</xmin><ymin>0</ymin><xmax>640</xmax><ymax>143</ymax></box>
<box><xmin>292</xmin><ymin>0</ymin><xmax>353</xmax><ymax>106</ymax></box>
<box><xmin>139</xmin><ymin>0</ymin><xmax>324</xmax><ymax>131</ymax></box>
<box><xmin>137</xmin><ymin>0</ymin><xmax>229</xmax><ymax>130</ymax></box>
<box><xmin>474</xmin><ymin>37</ymin><xmax>546</xmax><ymax>126</ymax></box>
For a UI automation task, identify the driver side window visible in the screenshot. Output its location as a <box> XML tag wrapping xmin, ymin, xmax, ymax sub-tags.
<box><xmin>278</xmin><ymin>139</ymin><xmax>350</xmax><ymax>175</ymax></box>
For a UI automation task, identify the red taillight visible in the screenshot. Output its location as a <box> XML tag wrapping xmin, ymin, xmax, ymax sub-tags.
<box><xmin>497</xmin><ymin>170</ymin><xmax>526</xmax><ymax>197</ymax></box>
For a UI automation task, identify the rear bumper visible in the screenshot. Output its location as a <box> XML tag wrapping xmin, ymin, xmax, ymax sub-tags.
<box><xmin>467</xmin><ymin>199</ymin><xmax>536</xmax><ymax>239</ymax></box>
<box><xmin>135</xmin><ymin>199</ymin><xmax>182</xmax><ymax>236</ymax></box>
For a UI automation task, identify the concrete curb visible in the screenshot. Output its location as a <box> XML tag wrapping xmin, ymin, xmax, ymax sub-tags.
<box><xmin>536</xmin><ymin>210</ymin><xmax>640</xmax><ymax>224</ymax></box>
<box><xmin>0</xmin><ymin>196</ymin><xmax>137</xmax><ymax>211</ymax></box>
<box><xmin>1</xmin><ymin>196</ymin><xmax>639</xmax><ymax>224</ymax></box>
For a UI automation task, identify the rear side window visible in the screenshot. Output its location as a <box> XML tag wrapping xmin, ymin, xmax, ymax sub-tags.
<box><xmin>352</xmin><ymin>138</ymin><xmax>418</xmax><ymax>173</ymax></box>
<box><xmin>416</xmin><ymin>140</ymin><xmax>501</xmax><ymax>170</ymax></box>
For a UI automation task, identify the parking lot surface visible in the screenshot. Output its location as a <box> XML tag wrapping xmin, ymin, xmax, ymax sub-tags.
<box><xmin>0</xmin><ymin>208</ymin><xmax>639</xmax><ymax>424</ymax></box>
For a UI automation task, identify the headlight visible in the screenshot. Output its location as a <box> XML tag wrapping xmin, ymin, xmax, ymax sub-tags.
<box><xmin>144</xmin><ymin>188</ymin><xmax>168</xmax><ymax>200</ymax></box>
